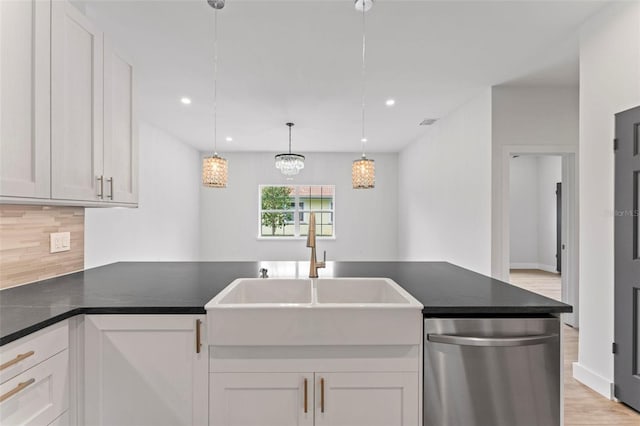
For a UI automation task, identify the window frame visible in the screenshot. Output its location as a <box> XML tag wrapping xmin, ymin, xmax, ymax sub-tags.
<box><xmin>257</xmin><ymin>184</ymin><xmax>336</xmax><ymax>240</ymax></box>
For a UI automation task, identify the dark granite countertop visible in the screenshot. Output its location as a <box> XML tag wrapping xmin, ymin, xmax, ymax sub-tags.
<box><xmin>0</xmin><ymin>261</ymin><xmax>571</xmax><ymax>346</ymax></box>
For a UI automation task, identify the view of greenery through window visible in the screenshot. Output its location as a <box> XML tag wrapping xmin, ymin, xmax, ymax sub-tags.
<box><xmin>259</xmin><ymin>185</ymin><xmax>335</xmax><ymax>238</ymax></box>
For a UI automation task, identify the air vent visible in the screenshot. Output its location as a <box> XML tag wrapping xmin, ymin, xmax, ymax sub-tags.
<box><xmin>419</xmin><ymin>118</ymin><xmax>438</xmax><ymax>126</ymax></box>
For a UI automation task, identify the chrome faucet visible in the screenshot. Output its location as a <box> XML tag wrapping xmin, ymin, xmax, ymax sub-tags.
<box><xmin>306</xmin><ymin>212</ymin><xmax>326</xmax><ymax>278</ymax></box>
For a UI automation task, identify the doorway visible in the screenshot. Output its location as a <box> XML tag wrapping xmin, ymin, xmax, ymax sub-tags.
<box><xmin>500</xmin><ymin>147</ymin><xmax>579</xmax><ymax>328</ymax></box>
<box><xmin>509</xmin><ymin>155</ymin><xmax>564</xmax><ymax>301</ymax></box>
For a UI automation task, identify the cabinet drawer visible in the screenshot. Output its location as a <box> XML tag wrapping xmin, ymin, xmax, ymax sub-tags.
<box><xmin>0</xmin><ymin>349</ymin><xmax>69</xmax><ymax>426</ymax></box>
<box><xmin>0</xmin><ymin>321</ymin><xmax>68</xmax><ymax>384</ymax></box>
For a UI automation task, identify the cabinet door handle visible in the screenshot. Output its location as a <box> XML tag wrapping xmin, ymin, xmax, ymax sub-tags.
<box><xmin>97</xmin><ymin>176</ymin><xmax>104</xmax><ymax>199</ymax></box>
<box><xmin>303</xmin><ymin>378</ymin><xmax>308</xmax><ymax>413</ymax></box>
<box><xmin>0</xmin><ymin>351</ymin><xmax>35</xmax><ymax>371</ymax></box>
<box><xmin>0</xmin><ymin>378</ymin><xmax>35</xmax><ymax>403</ymax></box>
<box><xmin>320</xmin><ymin>377</ymin><xmax>325</xmax><ymax>413</ymax></box>
<box><xmin>195</xmin><ymin>319</ymin><xmax>202</xmax><ymax>354</ymax></box>
<box><xmin>107</xmin><ymin>177</ymin><xmax>114</xmax><ymax>200</ymax></box>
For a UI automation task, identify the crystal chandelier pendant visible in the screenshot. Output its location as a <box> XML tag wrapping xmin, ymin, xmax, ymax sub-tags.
<box><xmin>352</xmin><ymin>155</ymin><xmax>375</xmax><ymax>189</ymax></box>
<box><xmin>202</xmin><ymin>154</ymin><xmax>228</xmax><ymax>188</ymax></box>
<box><xmin>275</xmin><ymin>122</ymin><xmax>305</xmax><ymax>176</ymax></box>
<box><xmin>351</xmin><ymin>0</ymin><xmax>375</xmax><ymax>189</ymax></box>
<box><xmin>202</xmin><ymin>1</ymin><xmax>228</xmax><ymax>188</ymax></box>
<box><xmin>275</xmin><ymin>153</ymin><xmax>305</xmax><ymax>176</ymax></box>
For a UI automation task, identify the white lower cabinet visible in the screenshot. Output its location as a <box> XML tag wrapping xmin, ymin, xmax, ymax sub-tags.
<box><xmin>84</xmin><ymin>315</ymin><xmax>208</xmax><ymax>426</ymax></box>
<box><xmin>210</xmin><ymin>371</ymin><xmax>419</xmax><ymax>426</ymax></box>
<box><xmin>315</xmin><ymin>372</ymin><xmax>419</xmax><ymax>426</ymax></box>
<box><xmin>0</xmin><ymin>321</ymin><xmax>69</xmax><ymax>426</ymax></box>
<box><xmin>210</xmin><ymin>372</ymin><xmax>313</xmax><ymax>426</ymax></box>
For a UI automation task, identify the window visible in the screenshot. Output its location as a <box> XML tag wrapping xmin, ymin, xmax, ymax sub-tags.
<box><xmin>259</xmin><ymin>185</ymin><xmax>335</xmax><ymax>238</ymax></box>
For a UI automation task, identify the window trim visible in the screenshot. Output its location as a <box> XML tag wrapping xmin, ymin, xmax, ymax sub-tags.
<box><xmin>257</xmin><ymin>184</ymin><xmax>336</xmax><ymax>240</ymax></box>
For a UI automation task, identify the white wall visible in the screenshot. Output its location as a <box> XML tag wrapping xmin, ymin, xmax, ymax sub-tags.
<box><xmin>491</xmin><ymin>86</ymin><xmax>579</xmax><ymax>279</ymax></box>
<box><xmin>509</xmin><ymin>156</ymin><xmax>540</xmax><ymax>266</ymax></box>
<box><xmin>574</xmin><ymin>1</ymin><xmax>640</xmax><ymax>398</ymax></box>
<box><xmin>509</xmin><ymin>155</ymin><xmax>561</xmax><ymax>271</ymax></box>
<box><xmin>397</xmin><ymin>89</ymin><xmax>493</xmax><ymax>275</ymax></box>
<box><xmin>199</xmin><ymin>152</ymin><xmax>398</xmax><ymax>261</ymax></box>
<box><xmin>85</xmin><ymin>123</ymin><xmax>200</xmax><ymax>268</ymax></box>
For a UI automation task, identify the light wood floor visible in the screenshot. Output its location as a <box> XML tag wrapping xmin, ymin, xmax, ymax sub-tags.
<box><xmin>509</xmin><ymin>270</ymin><xmax>640</xmax><ymax>425</ymax></box>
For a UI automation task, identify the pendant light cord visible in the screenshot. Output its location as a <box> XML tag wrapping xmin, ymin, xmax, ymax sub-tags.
<box><xmin>289</xmin><ymin>125</ymin><xmax>292</xmax><ymax>154</ymax></box>
<box><xmin>213</xmin><ymin>8</ymin><xmax>219</xmax><ymax>155</ymax></box>
<box><xmin>360</xmin><ymin>4</ymin><xmax>366</xmax><ymax>158</ymax></box>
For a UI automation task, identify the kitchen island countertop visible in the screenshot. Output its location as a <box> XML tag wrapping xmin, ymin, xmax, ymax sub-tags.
<box><xmin>0</xmin><ymin>261</ymin><xmax>571</xmax><ymax>346</ymax></box>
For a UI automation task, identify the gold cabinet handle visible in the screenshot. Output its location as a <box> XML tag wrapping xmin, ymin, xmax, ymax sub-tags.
<box><xmin>195</xmin><ymin>319</ymin><xmax>202</xmax><ymax>354</ymax></box>
<box><xmin>0</xmin><ymin>378</ymin><xmax>35</xmax><ymax>403</ymax></box>
<box><xmin>97</xmin><ymin>176</ymin><xmax>104</xmax><ymax>199</ymax></box>
<box><xmin>0</xmin><ymin>351</ymin><xmax>35</xmax><ymax>371</ymax></box>
<box><xmin>320</xmin><ymin>377</ymin><xmax>325</xmax><ymax>413</ymax></box>
<box><xmin>107</xmin><ymin>177</ymin><xmax>114</xmax><ymax>200</ymax></box>
<box><xmin>303</xmin><ymin>378</ymin><xmax>308</xmax><ymax>413</ymax></box>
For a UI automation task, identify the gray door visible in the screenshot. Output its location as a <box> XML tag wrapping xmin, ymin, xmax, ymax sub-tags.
<box><xmin>614</xmin><ymin>105</ymin><xmax>640</xmax><ymax>410</ymax></box>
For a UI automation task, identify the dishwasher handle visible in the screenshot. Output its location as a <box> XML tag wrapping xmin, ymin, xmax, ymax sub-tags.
<box><xmin>427</xmin><ymin>333</ymin><xmax>558</xmax><ymax>347</ymax></box>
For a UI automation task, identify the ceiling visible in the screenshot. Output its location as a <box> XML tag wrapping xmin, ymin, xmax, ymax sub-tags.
<box><xmin>83</xmin><ymin>0</ymin><xmax>606</xmax><ymax>153</ymax></box>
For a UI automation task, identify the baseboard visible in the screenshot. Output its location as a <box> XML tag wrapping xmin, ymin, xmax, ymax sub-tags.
<box><xmin>510</xmin><ymin>263</ymin><xmax>540</xmax><ymax>270</ymax></box>
<box><xmin>509</xmin><ymin>263</ymin><xmax>559</xmax><ymax>274</ymax></box>
<box><xmin>572</xmin><ymin>362</ymin><xmax>613</xmax><ymax>399</ymax></box>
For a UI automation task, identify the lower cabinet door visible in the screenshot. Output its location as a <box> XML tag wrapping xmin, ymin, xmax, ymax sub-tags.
<box><xmin>314</xmin><ymin>372</ymin><xmax>420</xmax><ymax>426</ymax></box>
<box><xmin>84</xmin><ymin>315</ymin><xmax>207</xmax><ymax>426</ymax></box>
<box><xmin>210</xmin><ymin>372</ymin><xmax>314</xmax><ymax>426</ymax></box>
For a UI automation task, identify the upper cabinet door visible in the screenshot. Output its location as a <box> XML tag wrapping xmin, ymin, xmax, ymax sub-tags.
<box><xmin>51</xmin><ymin>0</ymin><xmax>104</xmax><ymax>202</ymax></box>
<box><xmin>103</xmin><ymin>38</ymin><xmax>138</xmax><ymax>204</ymax></box>
<box><xmin>0</xmin><ymin>0</ymin><xmax>51</xmax><ymax>198</ymax></box>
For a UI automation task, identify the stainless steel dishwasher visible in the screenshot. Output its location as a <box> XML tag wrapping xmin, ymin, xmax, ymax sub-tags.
<box><xmin>424</xmin><ymin>317</ymin><xmax>560</xmax><ymax>426</ymax></box>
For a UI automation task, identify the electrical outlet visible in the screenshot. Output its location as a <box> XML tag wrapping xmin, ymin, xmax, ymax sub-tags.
<box><xmin>50</xmin><ymin>232</ymin><xmax>71</xmax><ymax>253</ymax></box>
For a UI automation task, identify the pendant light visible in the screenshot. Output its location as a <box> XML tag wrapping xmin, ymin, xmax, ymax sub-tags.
<box><xmin>352</xmin><ymin>0</ymin><xmax>375</xmax><ymax>189</ymax></box>
<box><xmin>275</xmin><ymin>122</ymin><xmax>305</xmax><ymax>176</ymax></box>
<box><xmin>202</xmin><ymin>0</ymin><xmax>228</xmax><ymax>188</ymax></box>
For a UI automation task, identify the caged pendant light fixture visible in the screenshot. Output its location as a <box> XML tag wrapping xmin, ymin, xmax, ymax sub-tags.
<box><xmin>275</xmin><ymin>122</ymin><xmax>305</xmax><ymax>176</ymax></box>
<box><xmin>352</xmin><ymin>0</ymin><xmax>375</xmax><ymax>189</ymax></box>
<box><xmin>202</xmin><ymin>0</ymin><xmax>228</xmax><ymax>188</ymax></box>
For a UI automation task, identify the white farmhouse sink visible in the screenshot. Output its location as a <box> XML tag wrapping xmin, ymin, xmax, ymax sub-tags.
<box><xmin>216</xmin><ymin>278</ymin><xmax>312</xmax><ymax>304</ymax></box>
<box><xmin>206</xmin><ymin>277</ymin><xmax>423</xmax><ymax>346</ymax></box>
<box><xmin>316</xmin><ymin>278</ymin><xmax>412</xmax><ymax>304</ymax></box>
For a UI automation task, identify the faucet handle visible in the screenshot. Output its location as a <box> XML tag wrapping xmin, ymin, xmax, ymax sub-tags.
<box><xmin>323</xmin><ymin>250</ymin><xmax>326</xmax><ymax>263</ymax></box>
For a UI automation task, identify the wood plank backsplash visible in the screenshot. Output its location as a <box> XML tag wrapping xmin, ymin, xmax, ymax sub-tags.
<box><xmin>0</xmin><ymin>205</ymin><xmax>84</xmax><ymax>289</ymax></box>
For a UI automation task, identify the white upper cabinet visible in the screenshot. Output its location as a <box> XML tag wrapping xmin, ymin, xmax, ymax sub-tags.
<box><xmin>103</xmin><ymin>39</ymin><xmax>137</xmax><ymax>204</ymax></box>
<box><xmin>0</xmin><ymin>0</ymin><xmax>51</xmax><ymax>199</ymax></box>
<box><xmin>51</xmin><ymin>0</ymin><xmax>104</xmax><ymax>202</ymax></box>
<box><xmin>0</xmin><ymin>0</ymin><xmax>137</xmax><ymax>206</ymax></box>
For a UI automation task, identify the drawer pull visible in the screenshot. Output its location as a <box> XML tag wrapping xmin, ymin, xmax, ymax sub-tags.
<box><xmin>0</xmin><ymin>351</ymin><xmax>35</xmax><ymax>371</ymax></box>
<box><xmin>0</xmin><ymin>378</ymin><xmax>35</xmax><ymax>403</ymax></box>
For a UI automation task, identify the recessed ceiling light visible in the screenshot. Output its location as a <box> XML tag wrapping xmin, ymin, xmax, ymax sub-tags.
<box><xmin>385</xmin><ymin>99</ymin><xmax>395</xmax><ymax>106</ymax></box>
<box><xmin>225</xmin><ymin>136</ymin><xmax>233</xmax><ymax>142</ymax></box>
<box><xmin>361</xmin><ymin>137</ymin><xmax>368</xmax><ymax>143</ymax></box>
<box><xmin>180</xmin><ymin>97</ymin><xmax>192</xmax><ymax>105</ymax></box>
